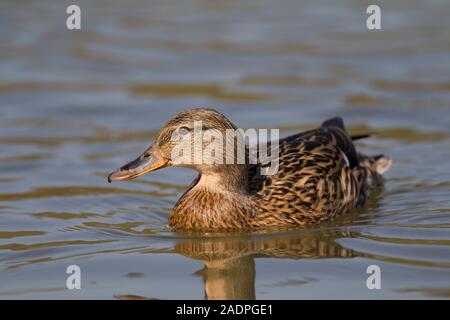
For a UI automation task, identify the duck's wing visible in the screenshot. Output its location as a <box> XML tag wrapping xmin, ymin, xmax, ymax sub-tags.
<box><xmin>320</xmin><ymin>117</ymin><xmax>360</xmax><ymax>168</ymax></box>
<box><xmin>249</xmin><ymin>118</ymin><xmax>356</xmax><ymax>186</ymax></box>
<box><xmin>248</xmin><ymin>117</ymin><xmax>356</xmax><ymax>193</ymax></box>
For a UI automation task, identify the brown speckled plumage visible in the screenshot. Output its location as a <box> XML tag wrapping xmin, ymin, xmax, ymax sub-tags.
<box><xmin>110</xmin><ymin>108</ymin><xmax>392</xmax><ymax>231</ymax></box>
<box><xmin>247</xmin><ymin>125</ymin><xmax>390</xmax><ymax>228</ymax></box>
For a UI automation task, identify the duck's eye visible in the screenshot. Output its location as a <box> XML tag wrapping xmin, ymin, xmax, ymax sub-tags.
<box><xmin>177</xmin><ymin>126</ymin><xmax>191</xmax><ymax>135</ymax></box>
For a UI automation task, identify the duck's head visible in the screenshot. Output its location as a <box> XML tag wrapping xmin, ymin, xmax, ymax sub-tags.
<box><xmin>108</xmin><ymin>108</ymin><xmax>244</xmax><ymax>183</ymax></box>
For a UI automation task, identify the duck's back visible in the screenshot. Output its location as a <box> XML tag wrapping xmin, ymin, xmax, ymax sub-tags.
<box><xmin>249</xmin><ymin>117</ymin><xmax>391</xmax><ymax>227</ymax></box>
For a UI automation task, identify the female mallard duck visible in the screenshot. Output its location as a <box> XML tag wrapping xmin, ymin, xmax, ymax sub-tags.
<box><xmin>108</xmin><ymin>108</ymin><xmax>391</xmax><ymax>231</ymax></box>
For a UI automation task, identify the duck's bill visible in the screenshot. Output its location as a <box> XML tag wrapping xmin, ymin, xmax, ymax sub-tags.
<box><xmin>107</xmin><ymin>145</ymin><xmax>169</xmax><ymax>182</ymax></box>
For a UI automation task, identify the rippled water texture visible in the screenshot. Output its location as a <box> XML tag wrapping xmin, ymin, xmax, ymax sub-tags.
<box><xmin>1</xmin><ymin>0</ymin><xmax>450</xmax><ymax>299</ymax></box>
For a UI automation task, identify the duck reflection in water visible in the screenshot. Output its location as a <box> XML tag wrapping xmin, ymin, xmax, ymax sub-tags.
<box><xmin>174</xmin><ymin>228</ymin><xmax>355</xmax><ymax>300</ymax></box>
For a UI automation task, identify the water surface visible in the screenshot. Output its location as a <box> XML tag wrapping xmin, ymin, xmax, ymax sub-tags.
<box><xmin>1</xmin><ymin>0</ymin><xmax>450</xmax><ymax>299</ymax></box>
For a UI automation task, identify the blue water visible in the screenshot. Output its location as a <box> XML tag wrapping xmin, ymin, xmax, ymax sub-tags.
<box><xmin>0</xmin><ymin>0</ymin><xmax>450</xmax><ymax>299</ymax></box>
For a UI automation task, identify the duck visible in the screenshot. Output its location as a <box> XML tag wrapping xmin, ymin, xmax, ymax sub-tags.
<box><xmin>108</xmin><ymin>108</ymin><xmax>392</xmax><ymax>231</ymax></box>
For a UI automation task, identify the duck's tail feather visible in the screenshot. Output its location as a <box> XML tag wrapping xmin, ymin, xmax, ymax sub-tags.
<box><xmin>351</xmin><ymin>134</ymin><xmax>371</xmax><ymax>141</ymax></box>
<box><xmin>373</xmin><ymin>154</ymin><xmax>392</xmax><ymax>175</ymax></box>
<box><xmin>321</xmin><ymin>117</ymin><xmax>345</xmax><ymax>130</ymax></box>
<box><xmin>322</xmin><ymin>118</ymin><xmax>371</xmax><ymax>141</ymax></box>
<box><xmin>356</xmin><ymin>153</ymin><xmax>392</xmax><ymax>188</ymax></box>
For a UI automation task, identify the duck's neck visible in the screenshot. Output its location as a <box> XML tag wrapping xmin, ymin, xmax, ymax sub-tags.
<box><xmin>169</xmin><ymin>164</ymin><xmax>255</xmax><ymax>230</ymax></box>
<box><xmin>195</xmin><ymin>164</ymin><xmax>249</xmax><ymax>194</ymax></box>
